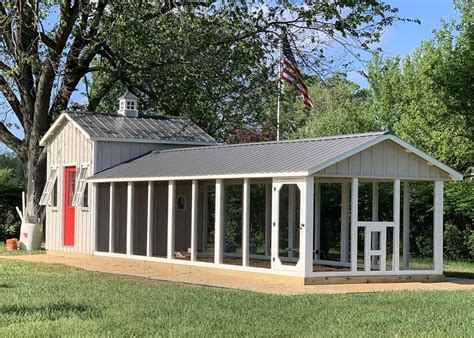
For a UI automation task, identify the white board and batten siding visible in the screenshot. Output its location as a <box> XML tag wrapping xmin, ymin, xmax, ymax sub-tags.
<box><xmin>45</xmin><ymin>121</ymin><xmax>93</xmax><ymax>254</ymax></box>
<box><xmin>315</xmin><ymin>140</ymin><xmax>450</xmax><ymax>180</ymax></box>
<box><xmin>45</xmin><ymin>121</ymin><xmax>198</xmax><ymax>254</ymax></box>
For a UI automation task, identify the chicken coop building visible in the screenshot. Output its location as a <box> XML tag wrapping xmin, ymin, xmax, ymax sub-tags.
<box><xmin>39</xmin><ymin>93</ymin><xmax>463</xmax><ymax>284</ymax></box>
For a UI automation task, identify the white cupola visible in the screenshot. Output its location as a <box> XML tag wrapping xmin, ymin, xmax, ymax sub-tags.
<box><xmin>117</xmin><ymin>91</ymin><xmax>139</xmax><ymax>117</ymax></box>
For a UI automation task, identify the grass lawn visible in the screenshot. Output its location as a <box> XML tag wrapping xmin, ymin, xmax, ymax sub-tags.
<box><xmin>0</xmin><ymin>243</ymin><xmax>45</xmax><ymax>256</ymax></box>
<box><xmin>0</xmin><ymin>259</ymin><xmax>473</xmax><ymax>336</ymax></box>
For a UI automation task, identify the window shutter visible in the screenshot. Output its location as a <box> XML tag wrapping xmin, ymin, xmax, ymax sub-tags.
<box><xmin>72</xmin><ymin>164</ymin><xmax>89</xmax><ymax>207</ymax></box>
<box><xmin>39</xmin><ymin>167</ymin><xmax>58</xmax><ymax>206</ymax></box>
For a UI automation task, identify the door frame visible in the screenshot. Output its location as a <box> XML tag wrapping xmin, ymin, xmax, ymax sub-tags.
<box><xmin>271</xmin><ymin>177</ymin><xmax>306</xmax><ymax>272</ymax></box>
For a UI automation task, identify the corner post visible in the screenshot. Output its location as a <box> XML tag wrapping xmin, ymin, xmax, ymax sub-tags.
<box><xmin>392</xmin><ymin>179</ymin><xmax>401</xmax><ymax>271</ymax></box>
<box><xmin>201</xmin><ymin>182</ymin><xmax>208</xmax><ymax>251</ymax></box>
<box><xmin>126</xmin><ymin>182</ymin><xmax>134</xmax><ymax>255</ymax></box>
<box><xmin>433</xmin><ymin>180</ymin><xmax>444</xmax><ymax>274</ymax></box>
<box><xmin>402</xmin><ymin>181</ymin><xmax>410</xmax><ymax>268</ymax></box>
<box><xmin>302</xmin><ymin>176</ymin><xmax>314</xmax><ymax>276</ymax></box>
<box><xmin>109</xmin><ymin>182</ymin><xmax>115</xmax><ymax>253</ymax></box>
<box><xmin>91</xmin><ymin>182</ymin><xmax>98</xmax><ymax>253</ymax></box>
<box><xmin>190</xmin><ymin>180</ymin><xmax>198</xmax><ymax>261</ymax></box>
<box><xmin>167</xmin><ymin>180</ymin><xmax>176</xmax><ymax>260</ymax></box>
<box><xmin>215</xmin><ymin>179</ymin><xmax>224</xmax><ymax>264</ymax></box>
<box><xmin>146</xmin><ymin>181</ymin><xmax>154</xmax><ymax>257</ymax></box>
<box><xmin>242</xmin><ymin>178</ymin><xmax>250</xmax><ymax>267</ymax></box>
<box><xmin>350</xmin><ymin>178</ymin><xmax>358</xmax><ymax>272</ymax></box>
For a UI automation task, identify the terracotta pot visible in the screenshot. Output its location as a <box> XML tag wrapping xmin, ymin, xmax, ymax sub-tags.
<box><xmin>5</xmin><ymin>238</ymin><xmax>18</xmax><ymax>251</ymax></box>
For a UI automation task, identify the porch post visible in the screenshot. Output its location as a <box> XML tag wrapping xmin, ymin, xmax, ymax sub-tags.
<box><xmin>215</xmin><ymin>179</ymin><xmax>224</xmax><ymax>264</ymax></box>
<box><xmin>392</xmin><ymin>179</ymin><xmax>401</xmax><ymax>271</ymax></box>
<box><xmin>313</xmin><ymin>182</ymin><xmax>321</xmax><ymax>260</ymax></box>
<box><xmin>201</xmin><ymin>182</ymin><xmax>208</xmax><ymax>251</ymax></box>
<box><xmin>126</xmin><ymin>182</ymin><xmax>134</xmax><ymax>255</ymax></box>
<box><xmin>350</xmin><ymin>178</ymin><xmax>358</xmax><ymax>272</ymax></box>
<box><xmin>371</xmin><ymin>182</ymin><xmax>379</xmax><ymax>267</ymax></box>
<box><xmin>402</xmin><ymin>181</ymin><xmax>410</xmax><ymax>268</ymax></box>
<box><xmin>433</xmin><ymin>180</ymin><xmax>444</xmax><ymax>274</ymax></box>
<box><xmin>242</xmin><ymin>178</ymin><xmax>250</xmax><ymax>267</ymax></box>
<box><xmin>167</xmin><ymin>180</ymin><xmax>176</xmax><ymax>260</ymax></box>
<box><xmin>340</xmin><ymin>182</ymin><xmax>350</xmax><ymax>263</ymax></box>
<box><xmin>109</xmin><ymin>182</ymin><xmax>115</xmax><ymax>253</ymax></box>
<box><xmin>146</xmin><ymin>181</ymin><xmax>154</xmax><ymax>257</ymax></box>
<box><xmin>288</xmin><ymin>185</ymin><xmax>296</xmax><ymax>259</ymax></box>
<box><xmin>190</xmin><ymin>180</ymin><xmax>198</xmax><ymax>261</ymax></box>
<box><xmin>302</xmin><ymin>176</ymin><xmax>314</xmax><ymax>276</ymax></box>
<box><xmin>264</xmin><ymin>183</ymin><xmax>272</xmax><ymax>256</ymax></box>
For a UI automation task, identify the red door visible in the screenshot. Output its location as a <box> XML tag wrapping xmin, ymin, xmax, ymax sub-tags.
<box><xmin>64</xmin><ymin>166</ymin><xmax>76</xmax><ymax>246</ymax></box>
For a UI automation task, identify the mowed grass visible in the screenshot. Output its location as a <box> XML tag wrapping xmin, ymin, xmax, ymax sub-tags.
<box><xmin>0</xmin><ymin>259</ymin><xmax>473</xmax><ymax>336</ymax></box>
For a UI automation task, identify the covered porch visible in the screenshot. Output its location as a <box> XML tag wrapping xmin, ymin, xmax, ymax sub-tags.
<box><xmin>88</xmin><ymin>132</ymin><xmax>462</xmax><ymax>282</ymax></box>
<box><xmin>90</xmin><ymin>175</ymin><xmax>445</xmax><ymax>281</ymax></box>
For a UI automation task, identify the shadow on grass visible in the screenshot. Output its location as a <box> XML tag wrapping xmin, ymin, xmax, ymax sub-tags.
<box><xmin>445</xmin><ymin>271</ymin><xmax>474</xmax><ymax>280</ymax></box>
<box><xmin>1</xmin><ymin>303</ymin><xmax>100</xmax><ymax>321</ymax></box>
<box><xmin>0</xmin><ymin>283</ymin><xmax>14</xmax><ymax>289</ymax></box>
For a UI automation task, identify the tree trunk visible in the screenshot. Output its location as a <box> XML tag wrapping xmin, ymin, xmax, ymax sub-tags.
<box><xmin>25</xmin><ymin>145</ymin><xmax>46</xmax><ymax>224</ymax></box>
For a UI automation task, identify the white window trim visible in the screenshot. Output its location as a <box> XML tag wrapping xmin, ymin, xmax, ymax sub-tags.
<box><xmin>72</xmin><ymin>163</ymin><xmax>90</xmax><ymax>207</ymax></box>
<box><xmin>39</xmin><ymin>166</ymin><xmax>59</xmax><ymax>206</ymax></box>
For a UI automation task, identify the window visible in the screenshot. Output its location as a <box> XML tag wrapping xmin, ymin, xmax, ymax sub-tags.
<box><xmin>83</xmin><ymin>183</ymin><xmax>89</xmax><ymax>208</ymax></box>
<box><xmin>176</xmin><ymin>196</ymin><xmax>187</xmax><ymax>211</ymax></box>
<box><xmin>126</xmin><ymin>101</ymin><xmax>135</xmax><ymax>110</ymax></box>
<box><xmin>51</xmin><ymin>180</ymin><xmax>58</xmax><ymax>207</ymax></box>
<box><xmin>72</xmin><ymin>164</ymin><xmax>89</xmax><ymax>207</ymax></box>
<box><xmin>39</xmin><ymin>167</ymin><xmax>58</xmax><ymax>205</ymax></box>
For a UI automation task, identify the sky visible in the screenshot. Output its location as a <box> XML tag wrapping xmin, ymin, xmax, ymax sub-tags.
<box><xmin>0</xmin><ymin>0</ymin><xmax>460</xmax><ymax>153</ymax></box>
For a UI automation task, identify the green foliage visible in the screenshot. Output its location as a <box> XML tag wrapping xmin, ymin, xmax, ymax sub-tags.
<box><xmin>0</xmin><ymin>167</ymin><xmax>24</xmax><ymax>241</ymax></box>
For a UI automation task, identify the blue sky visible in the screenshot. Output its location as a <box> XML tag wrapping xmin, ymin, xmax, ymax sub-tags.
<box><xmin>0</xmin><ymin>0</ymin><xmax>460</xmax><ymax>152</ymax></box>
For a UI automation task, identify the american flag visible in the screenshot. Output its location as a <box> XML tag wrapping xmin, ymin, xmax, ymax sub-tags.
<box><xmin>280</xmin><ymin>34</ymin><xmax>314</xmax><ymax>109</ymax></box>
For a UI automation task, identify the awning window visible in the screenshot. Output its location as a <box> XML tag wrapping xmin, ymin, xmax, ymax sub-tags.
<box><xmin>72</xmin><ymin>164</ymin><xmax>89</xmax><ymax>207</ymax></box>
<box><xmin>39</xmin><ymin>167</ymin><xmax>58</xmax><ymax>206</ymax></box>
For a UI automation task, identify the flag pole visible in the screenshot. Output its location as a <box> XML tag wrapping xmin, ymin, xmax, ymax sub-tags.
<box><xmin>276</xmin><ymin>36</ymin><xmax>282</xmax><ymax>141</ymax></box>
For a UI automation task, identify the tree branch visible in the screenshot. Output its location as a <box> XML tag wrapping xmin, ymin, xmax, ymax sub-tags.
<box><xmin>0</xmin><ymin>74</ymin><xmax>23</xmax><ymax>127</ymax></box>
<box><xmin>0</xmin><ymin>121</ymin><xmax>22</xmax><ymax>156</ymax></box>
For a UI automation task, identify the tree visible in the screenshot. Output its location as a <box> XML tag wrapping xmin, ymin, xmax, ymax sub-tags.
<box><xmin>0</xmin><ymin>0</ymin><xmax>401</xmax><ymax>225</ymax></box>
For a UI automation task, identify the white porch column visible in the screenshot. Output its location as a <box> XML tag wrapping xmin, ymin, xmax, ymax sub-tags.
<box><xmin>433</xmin><ymin>180</ymin><xmax>444</xmax><ymax>274</ymax></box>
<box><xmin>403</xmin><ymin>181</ymin><xmax>410</xmax><ymax>268</ymax></box>
<box><xmin>167</xmin><ymin>180</ymin><xmax>176</xmax><ymax>260</ymax></box>
<box><xmin>201</xmin><ymin>182</ymin><xmax>208</xmax><ymax>251</ymax></box>
<box><xmin>350</xmin><ymin>178</ymin><xmax>358</xmax><ymax>272</ymax></box>
<box><xmin>190</xmin><ymin>180</ymin><xmax>198</xmax><ymax>262</ymax></box>
<box><xmin>302</xmin><ymin>176</ymin><xmax>314</xmax><ymax>276</ymax></box>
<box><xmin>264</xmin><ymin>183</ymin><xmax>272</xmax><ymax>256</ymax></box>
<box><xmin>126</xmin><ymin>182</ymin><xmax>134</xmax><ymax>255</ymax></box>
<box><xmin>146</xmin><ymin>181</ymin><xmax>154</xmax><ymax>257</ymax></box>
<box><xmin>242</xmin><ymin>178</ymin><xmax>250</xmax><ymax>267</ymax></box>
<box><xmin>288</xmin><ymin>185</ymin><xmax>296</xmax><ymax>259</ymax></box>
<box><xmin>313</xmin><ymin>182</ymin><xmax>321</xmax><ymax>260</ymax></box>
<box><xmin>109</xmin><ymin>183</ymin><xmax>115</xmax><ymax>253</ymax></box>
<box><xmin>371</xmin><ymin>182</ymin><xmax>379</xmax><ymax>266</ymax></box>
<box><xmin>392</xmin><ymin>179</ymin><xmax>401</xmax><ymax>272</ymax></box>
<box><xmin>340</xmin><ymin>182</ymin><xmax>350</xmax><ymax>263</ymax></box>
<box><xmin>215</xmin><ymin>179</ymin><xmax>225</xmax><ymax>264</ymax></box>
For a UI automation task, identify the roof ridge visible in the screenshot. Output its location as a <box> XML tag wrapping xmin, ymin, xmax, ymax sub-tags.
<box><xmin>66</xmin><ymin>111</ymin><xmax>191</xmax><ymax>120</ymax></box>
<box><xmin>154</xmin><ymin>131</ymin><xmax>388</xmax><ymax>155</ymax></box>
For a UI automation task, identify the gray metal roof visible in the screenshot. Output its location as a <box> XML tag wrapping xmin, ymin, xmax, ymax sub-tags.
<box><xmin>68</xmin><ymin>112</ymin><xmax>216</xmax><ymax>144</ymax></box>
<box><xmin>40</xmin><ymin>111</ymin><xmax>217</xmax><ymax>146</ymax></box>
<box><xmin>90</xmin><ymin>132</ymin><xmax>389</xmax><ymax>181</ymax></box>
